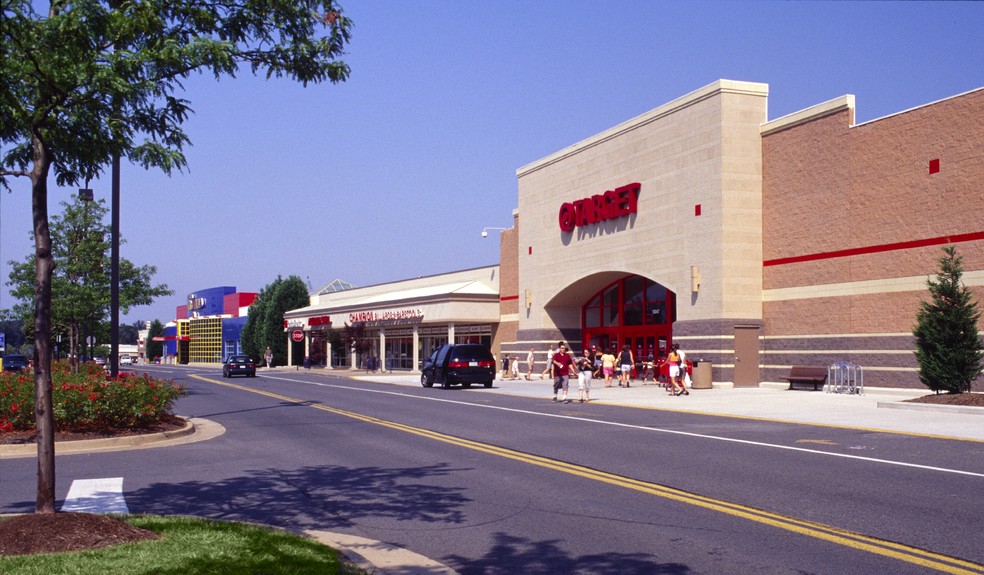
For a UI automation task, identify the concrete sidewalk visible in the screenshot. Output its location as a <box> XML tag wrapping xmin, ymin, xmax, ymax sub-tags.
<box><xmin>347</xmin><ymin>371</ymin><xmax>984</xmax><ymax>442</ymax></box>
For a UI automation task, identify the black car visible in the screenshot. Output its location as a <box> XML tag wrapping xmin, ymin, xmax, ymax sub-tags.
<box><xmin>2</xmin><ymin>354</ymin><xmax>30</xmax><ymax>372</ymax></box>
<box><xmin>222</xmin><ymin>355</ymin><xmax>256</xmax><ymax>378</ymax></box>
<box><xmin>420</xmin><ymin>344</ymin><xmax>495</xmax><ymax>389</ymax></box>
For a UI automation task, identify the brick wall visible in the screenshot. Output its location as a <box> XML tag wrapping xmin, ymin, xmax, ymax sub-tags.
<box><xmin>762</xmin><ymin>88</ymin><xmax>984</xmax><ymax>388</ymax></box>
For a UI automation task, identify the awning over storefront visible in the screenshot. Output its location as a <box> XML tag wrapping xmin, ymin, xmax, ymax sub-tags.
<box><xmin>285</xmin><ymin>267</ymin><xmax>501</xmax><ymax>328</ymax></box>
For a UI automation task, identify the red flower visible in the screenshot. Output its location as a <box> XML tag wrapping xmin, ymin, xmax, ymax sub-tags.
<box><xmin>9</xmin><ymin>403</ymin><xmax>19</xmax><ymax>413</ymax></box>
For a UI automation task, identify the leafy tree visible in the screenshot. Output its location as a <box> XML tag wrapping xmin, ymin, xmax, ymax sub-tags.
<box><xmin>119</xmin><ymin>320</ymin><xmax>144</xmax><ymax>345</ymax></box>
<box><xmin>0</xmin><ymin>0</ymin><xmax>352</xmax><ymax>513</ymax></box>
<box><xmin>913</xmin><ymin>246</ymin><xmax>984</xmax><ymax>394</ymax></box>
<box><xmin>6</xmin><ymin>197</ymin><xmax>172</xmax><ymax>370</ymax></box>
<box><xmin>241</xmin><ymin>289</ymin><xmax>268</xmax><ymax>362</ymax></box>
<box><xmin>146</xmin><ymin>319</ymin><xmax>165</xmax><ymax>361</ymax></box>
<box><xmin>343</xmin><ymin>322</ymin><xmax>371</xmax><ymax>365</ymax></box>
<box><xmin>242</xmin><ymin>276</ymin><xmax>309</xmax><ymax>366</ymax></box>
<box><xmin>0</xmin><ymin>318</ymin><xmax>28</xmax><ymax>353</ymax></box>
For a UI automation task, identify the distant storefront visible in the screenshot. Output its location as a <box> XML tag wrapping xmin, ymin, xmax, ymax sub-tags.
<box><xmin>283</xmin><ymin>267</ymin><xmax>500</xmax><ymax>371</ymax></box>
<box><xmin>159</xmin><ymin>286</ymin><xmax>256</xmax><ymax>364</ymax></box>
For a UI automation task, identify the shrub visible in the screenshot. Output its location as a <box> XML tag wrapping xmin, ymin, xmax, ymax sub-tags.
<box><xmin>0</xmin><ymin>362</ymin><xmax>185</xmax><ymax>432</ymax></box>
<box><xmin>913</xmin><ymin>245</ymin><xmax>984</xmax><ymax>393</ymax></box>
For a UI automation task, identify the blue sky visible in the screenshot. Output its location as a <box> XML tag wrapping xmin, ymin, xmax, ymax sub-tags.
<box><xmin>1</xmin><ymin>1</ymin><xmax>982</xmax><ymax>326</ymax></box>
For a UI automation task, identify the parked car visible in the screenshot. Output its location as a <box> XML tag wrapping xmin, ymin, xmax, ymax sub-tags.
<box><xmin>420</xmin><ymin>344</ymin><xmax>495</xmax><ymax>389</ymax></box>
<box><xmin>2</xmin><ymin>354</ymin><xmax>30</xmax><ymax>372</ymax></box>
<box><xmin>119</xmin><ymin>354</ymin><xmax>134</xmax><ymax>366</ymax></box>
<box><xmin>222</xmin><ymin>355</ymin><xmax>256</xmax><ymax>378</ymax></box>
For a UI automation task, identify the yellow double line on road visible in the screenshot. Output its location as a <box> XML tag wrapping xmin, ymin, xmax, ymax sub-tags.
<box><xmin>195</xmin><ymin>375</ymin><xmax>984</xmax><ymax>575</ymax></box>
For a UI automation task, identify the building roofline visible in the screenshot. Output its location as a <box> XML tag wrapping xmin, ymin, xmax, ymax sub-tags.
<box><xmin>517</xmin><ymin>79</ymin><xmax>769</xmax><ymax>178</ymax></box>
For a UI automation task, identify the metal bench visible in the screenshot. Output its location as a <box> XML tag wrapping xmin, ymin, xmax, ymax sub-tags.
<box><xmin>781</xmin><ymin>365</ymin><xmax>828</xmax><ymax>391</ymax></box>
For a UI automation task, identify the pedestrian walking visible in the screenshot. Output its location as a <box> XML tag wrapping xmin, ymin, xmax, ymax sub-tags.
<box><xmin>617</xmin><ymin>344</ymin><xmax>635</xmax><ymax>387</ymax></box>
<box><xmin>667</xmin><ymin>343</ymin><xmax>689</xmax><ymax>395</ymax></box>
<box><xmin>678</xmin><ymin>345</ymin><xmax>691</xmax><ymax>392</ymax></box>
<box><xmin>501</xmin><ymin>354</ymin><xmax>511</xmax><ymax>380</ymax></box>
<box><xmin>510</xmin><ymin>355</ymin><xmax>520</xmax><ymax>379</ymax></box>
<box><xmin>265</xmin><ymin>346</ymin><xmax>273</xmax><ymax>369</ymax></box>
<box><xmin>525</xmin><ymin>347</ymin><xmax>535</xmax><ymax>380</ymax></box>
<box><xmin>541</xmin><ymin>345</ymin><xmax>556</xmax><ymax>379</ymax></box>
<box><xmin>576</xmin><ymin>348</ymin><xmax>594</xmax><ymax>403</ymax></box>
<box><xmin>551</xmin><ymin>342</ymin><xmax>576</xmax><ymax>403</ymax></box>
<box><xmin>600</xmin><ymin>347</ymin><xmax>617</xmax><ymax>387</ymax></box>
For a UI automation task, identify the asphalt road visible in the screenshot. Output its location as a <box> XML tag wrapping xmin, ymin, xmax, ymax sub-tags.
<box><xmin>2</xmin><ymin>365</ymin><xmax>982</xmax><ymax>575</ymax></box>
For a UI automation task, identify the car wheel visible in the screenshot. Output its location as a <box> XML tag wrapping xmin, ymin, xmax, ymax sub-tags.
<box><xmin>421</xmin><ymin>374</ymin><xmax>433</xmax><ymax>388</ymax></box>
<box><xmin>484</xmin><ymin>381</ymin><xmax>493</xmax><ymax>388</ymax></box>
<box><xmin>461</xmin><ymin>382</ymin><xmax>472</xmax><ymax>389</ymax></box>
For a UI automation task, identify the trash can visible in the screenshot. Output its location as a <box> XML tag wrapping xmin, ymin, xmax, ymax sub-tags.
<box><xmin>692</xmin><ymin>361</ymin><xmax>712</xmax><ymax>389</ymax></box>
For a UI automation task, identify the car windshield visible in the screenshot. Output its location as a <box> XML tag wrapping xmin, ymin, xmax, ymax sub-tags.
<box><xmin>229</xmin><ymin>356</ymin><xmax>251</xmax><ymax>362</ymax></box>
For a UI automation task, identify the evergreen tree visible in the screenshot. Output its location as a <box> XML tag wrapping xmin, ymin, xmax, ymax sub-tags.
<box><xmin>913</xmin><ymin>246</ymin><xmax>984</xmax><ymax>393</ymax></box>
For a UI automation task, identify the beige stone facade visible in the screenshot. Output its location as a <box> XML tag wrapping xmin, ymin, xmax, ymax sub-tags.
<box><xmin>501</xmin><ymin>80</ymin><xmax>770</xmax><ymax>384</ymax></box>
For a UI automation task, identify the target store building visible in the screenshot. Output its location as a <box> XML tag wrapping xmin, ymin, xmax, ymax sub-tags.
<box><xmin>287</xmin><ymin>80</ymin><xmax>984</xmax><ymax>389</ymax></box>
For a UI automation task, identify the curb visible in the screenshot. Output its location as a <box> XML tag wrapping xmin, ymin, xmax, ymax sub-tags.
<box><xmin>0</xmin><ymin>417</ymin><xmax>223</xmax><ymax>459</ymax></box>
<box><xmin>877</xmin><ymin>401</ymin><xmax>984</xmax><ymax>416</ymax></box>
<box><xmin>306</xmin><ymin>530</ymin><xmax>460</xmax><ymax>575</ymax></box>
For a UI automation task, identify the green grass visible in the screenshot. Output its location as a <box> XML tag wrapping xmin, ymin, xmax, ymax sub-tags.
<box><xmin>0</xmin><ymin>515</ymin><xmax>366</xmax><ymax>575</ymax></box>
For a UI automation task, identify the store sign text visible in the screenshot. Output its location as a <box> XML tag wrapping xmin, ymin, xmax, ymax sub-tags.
<box><xmin>349</xmin><ymin>309</ymin><xmax>424</xmax><ymax>324</ymax></box>
<box><xmin>558</xmin><ymin>182</ymin><xmax>640</xmax><ymax>232</ymax></box>
<box><xmin>187</xmin><ymin>295</ymin><xmax>207</xmax><ymax>311</ymax></box>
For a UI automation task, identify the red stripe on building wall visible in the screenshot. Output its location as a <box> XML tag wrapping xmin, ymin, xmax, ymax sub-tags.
<box><xmin>500</xmin><ymin>295</ymin><xmax>519</xmax><ymax>302</ymax></box>
<box><xmin>763</xmin><ymin>231</ymin><xmax>984</xmax><ymax>267</ymax></box>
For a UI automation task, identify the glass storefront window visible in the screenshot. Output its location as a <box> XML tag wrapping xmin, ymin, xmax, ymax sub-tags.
<box><xmin>644</xmin><ymin>282</ymin><xmax>668</xmax><ymax>325</ymax></box>
<box><xmin>584</xmin><ymin>294</ymin><xmax>601</xmax><ymax>328</ymax></box>
<box><xmin>582</xmin><ymin>275</ymin><xmax>676</xmax><ymax>360</ymax></box>
<box><xmin>603</xmin><ymin>285</ymin><xmax>620</xmax><ymax>326</ymax></box>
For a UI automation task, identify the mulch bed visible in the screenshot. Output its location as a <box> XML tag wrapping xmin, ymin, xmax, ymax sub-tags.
<box><xmin>903</xmin><ymin>392</ymin><xmax>984</xmax><ymax>407</ymax></box>
<box><xmin>0</xmin><ymin>512</ymin><xmax>159</xmax><ymax>556</ymax></box>
<box><xmin>0</xmin><ymin>414</ymin><xmax>187</xmax><ymax>445</ymax></box>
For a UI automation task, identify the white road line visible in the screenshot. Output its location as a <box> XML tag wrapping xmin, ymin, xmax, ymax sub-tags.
<box><xmin>61</xmin><ymin>478</ymin><xmax>129</xmax><ymax>514</ymax></box>
<box><xmin>266</xmin><ymin>375</ymin><xmax>984</xmax><ymax>479</ymax></box>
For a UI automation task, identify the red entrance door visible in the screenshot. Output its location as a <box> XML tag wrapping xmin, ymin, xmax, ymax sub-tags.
<box><xmin>581</xmin><ymin>275</ymin><xmax>675</xmax><ymax>377</ymax></box>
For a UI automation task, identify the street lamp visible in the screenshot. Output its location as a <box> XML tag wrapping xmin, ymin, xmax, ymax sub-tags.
<box><xmin>481</xmin><ymin>227</ymin><xmax>507</xmax><ymax>238</ymax></box>
<box><xmin>77</xmin><ymin>156</ymin><xmax>120</xmax><ymax>378</ymax></box>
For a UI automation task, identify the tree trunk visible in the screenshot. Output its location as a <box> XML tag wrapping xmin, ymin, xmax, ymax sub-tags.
<box><xmin>31</xmin><ymin>135</ymin><xmax>56</xmax><ymax>514</ymax></box>
<box><xmin>70</xmin><ymin>324</ymin><xmax>79</xmax><ymax>374</ymax></box>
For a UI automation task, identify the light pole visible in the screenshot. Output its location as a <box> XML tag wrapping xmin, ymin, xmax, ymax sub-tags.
<box><xmin>481</xmin><ymin>226</ymin><xmax>508</xmax><ymax>238</ymax></box>
<box><xmin>109</xmin><ymin>150</ymin><xmax>120</xmax><ymax>378</ymax></box>
<box><xmin>77</xmin><ymin>150</ymin><xmax>120</xmax><ymax>378</ymax></box>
